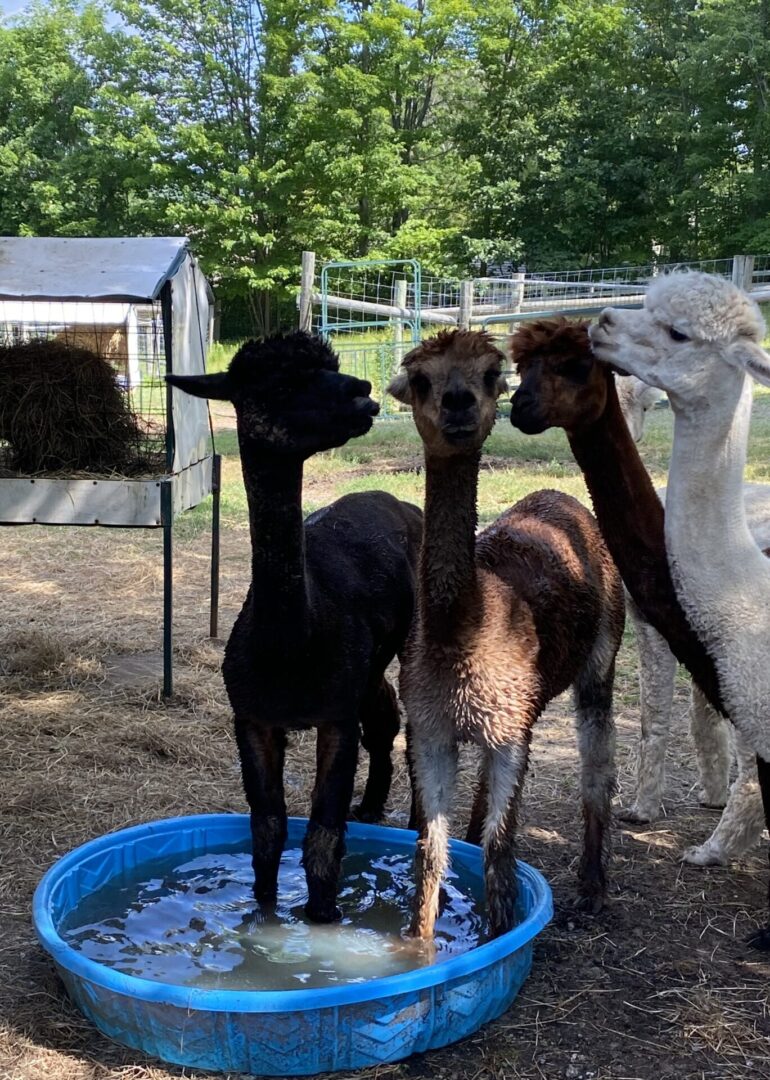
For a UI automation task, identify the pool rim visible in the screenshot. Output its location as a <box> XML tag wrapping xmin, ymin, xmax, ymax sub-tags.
<box><xmin>33</xmin><ymin>813</ymin><xmax>553</xmax><ymax>1014</ymax></box>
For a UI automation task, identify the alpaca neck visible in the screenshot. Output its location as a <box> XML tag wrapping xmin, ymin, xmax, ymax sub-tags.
<box><xmin>568</xmin><ymin>375</ymin><xmax>665</xmax><ymax>553</ymax></box>
<box><xmin>567</xmin><ymin>373</ymin><xmax>726</xmax><ymax>716</ymax></box>
<box><xmin>239</xmin><ymin>444</ymin><xmax>311</xmax><ymax>650</ymax></box>
<box><xmin>419</xmin><ymin>451</ymin><xmax>480</xmax><ymax>641</ymax></box>
<box><xmin>666</xmin><ymin>376</ymin><xmax>756</xmax><ymax>572</ymax></box>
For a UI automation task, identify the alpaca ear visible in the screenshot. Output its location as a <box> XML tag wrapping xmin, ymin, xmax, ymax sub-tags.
<box><xmin>387</xmin><ymin>370</ymin><xmax>412</xmax><ymax>404</ymax></box>
<box><xmin>728</xmin><ymin>339</ymin><xmax>770</xmax><ymax>388</ymax></box>
<box><xmin>166</xmin><ymin>371</ymin><xmax>233</xmax><ymax>401</ymax></box>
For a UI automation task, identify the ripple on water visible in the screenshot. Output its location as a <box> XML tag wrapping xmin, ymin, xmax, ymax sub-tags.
<box><xmin>60</xmin><ymin>841</ymin><xmax>486</xmax><ymax>991</ymax></box>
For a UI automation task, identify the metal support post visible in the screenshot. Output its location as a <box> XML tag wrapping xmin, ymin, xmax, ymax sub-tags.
<box><xmin>209</xmin><ymin>453</ymin><xmax>222</xmax><ymax>639</ymax></box>
<box><xmin>161</xmin><ymin>479</ymin><xmax>173</xmax><ymax>699</ymax></box>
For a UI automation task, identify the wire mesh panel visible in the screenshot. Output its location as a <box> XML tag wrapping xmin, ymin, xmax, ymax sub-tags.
<box><xmin>0</xmin><ymin>299</ymin><xmax>167</xmax><ymax>476</ymax></box>
<box><xmin>317</xmin><ymin>260</ymin><xmax>422</xmax><ymax>417</ymax></box>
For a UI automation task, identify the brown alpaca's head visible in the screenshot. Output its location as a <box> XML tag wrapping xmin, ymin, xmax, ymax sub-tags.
<box><xmin>387</xmin><ymin>330</ymin><xmax>508</xmax><ymax>456</ymax></box>
<box><xmin>509</xmin><ymin>318</ymin><xmax>609</xmax><ymax>436</ymax></box>
<box><xmin>166</xmin><ymin>331</ymin><xmax>379</xmax><ymax>459</ymax></box>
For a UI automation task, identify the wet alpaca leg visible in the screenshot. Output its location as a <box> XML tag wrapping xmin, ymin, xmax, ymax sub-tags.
<box><xmin>482</xmin><ymin>736</ymin><xmax>531</xmax><ymax>937</ymax></box>
<box><xmin>618</xmin><ymin>604</ymin><xmax>675</xmax><ymax>823</ymax></box>
<box><xmin>747</xmin><ymin>755</ymin><xmax>770</xmax><ymax>950</ymax></box>
<box><xmin>408</xmin><ymin>730</ymin><xmax>458</xmax><ymax>940</ymax></box>
<box><xmin>303</xmin><ymin>724</ymin><xmax>359</xmax><ymax>923</ymax></box>
<box><xmin>689</xmin><ymin>684</ymin><xmax>730</xmax><ymax>809</ymax></box>
<box><xmin>573</xmin><ymin>656</ymin><xmax>617</xmax><ymax>914</ymax></box>
<box><xmin>351</xmin><ymin>677</ymin><xmax>400</xmax><ymax>823</ymax></box>
<box><xmin>684</xmin><ymin>730</ymin><xmax>765</xmax><ymax>865</ymax></box>
<box><xmin>234</xmin><ymin>720</ymin><xmax>287</xmax><ymax>904</ymax></box>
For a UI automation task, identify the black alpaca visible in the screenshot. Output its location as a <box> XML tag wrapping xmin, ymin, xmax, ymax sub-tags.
<box><xmin>168</xmin><ymin>332</ymin><xmax>422</xmax><ymax>923</ymax></box>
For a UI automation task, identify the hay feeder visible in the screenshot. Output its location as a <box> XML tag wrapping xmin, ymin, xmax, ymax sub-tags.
<box><xmin>0</xmin><ymin>236</ymin><xmax>221</xmax><ymax>696</ymax></box>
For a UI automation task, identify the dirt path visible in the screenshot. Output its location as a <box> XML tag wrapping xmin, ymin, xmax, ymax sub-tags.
<box><xmin>1</xmin><ymin>516</ymin><xmax>769</xmax><ymax>1080</ymax></box>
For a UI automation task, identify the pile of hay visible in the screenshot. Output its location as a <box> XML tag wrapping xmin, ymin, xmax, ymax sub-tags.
<box><xmin>0</xmin><ymin>338</ymin><xmax>162</xmax><ymax>475</ymax></box>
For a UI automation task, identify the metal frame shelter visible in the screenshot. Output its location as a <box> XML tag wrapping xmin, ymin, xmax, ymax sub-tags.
<box><xmin>0</xmin><ymin>236</ymin><xmax>221</xmax><ymax>697</ymax></box>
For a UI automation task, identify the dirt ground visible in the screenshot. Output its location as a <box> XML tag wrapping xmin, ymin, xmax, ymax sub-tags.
<box><xmin>1</xmin><ymin>437</ymin><xmax>770</xmax><ymax>1080</ymax></box>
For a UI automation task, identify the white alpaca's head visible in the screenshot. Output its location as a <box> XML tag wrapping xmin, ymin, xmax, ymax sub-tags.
<box><xmin>615</xmin><ymin>375</ymin><xmax>665</xmax><ymax>441</ymax></box>
<box><xmin>589</xmin><ymin>271</ymin><xmax>770</xmax><ymax>412</ymax></box>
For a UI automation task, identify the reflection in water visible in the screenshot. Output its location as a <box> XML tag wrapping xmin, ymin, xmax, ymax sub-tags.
<box><xmin>61</xmin><ymin>841</ymin><xmax>485</xmax><ymax>990</ymax></box>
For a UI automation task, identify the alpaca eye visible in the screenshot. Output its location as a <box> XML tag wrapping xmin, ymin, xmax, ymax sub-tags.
<box><xmin>668</xmin><ymin>327</ymin><xmax>689</xmax><ymax>342</ymax></box>
<box><xmin>483</xmin><ymin>368</ymin><xmax>500</xmax><ymax>388</ymax></box>
<box><xmin>410</xmin><ymin>373</ymin><xmax>430</xmax><ymax>397</ymax></box>
<box><xmin>556</xmin><ymin>357</ymin><xmax>589</xmax><ymax>383</ymax></box>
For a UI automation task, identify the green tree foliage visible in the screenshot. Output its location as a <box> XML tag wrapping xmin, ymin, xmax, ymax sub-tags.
<box><xmin>2</xmin><ymin>0</ymin><xmax>770</xmax><ymax>326</ymax></box>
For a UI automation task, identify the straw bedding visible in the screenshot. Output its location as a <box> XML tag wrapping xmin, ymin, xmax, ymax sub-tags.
<box><xmin>0</xmin><ymin>338</ymin><xmax>161</xmax><ymax>476</ymax></box>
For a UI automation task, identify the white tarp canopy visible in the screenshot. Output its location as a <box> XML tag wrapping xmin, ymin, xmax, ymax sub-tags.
<box><xmin>0</xmin><ymin>236</ymin><xmax>214</xmax><ymax>474</ymax></box>
<box><xmin>0</xmin><ymin>236</ymin><xmax>195</xmax><ymax>302</ymax></box>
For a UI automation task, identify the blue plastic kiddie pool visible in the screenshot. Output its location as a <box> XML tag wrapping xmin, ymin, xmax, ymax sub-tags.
<box><xmin>33</xmin><ymin>814</ymin><xmax>553</xmax><ymax>1075</ymax></box>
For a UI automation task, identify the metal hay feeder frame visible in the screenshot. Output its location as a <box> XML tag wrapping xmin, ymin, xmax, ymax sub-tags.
<box><xmin>0</xmin><ymin>236</ymin><xmax>221</xmax><ymax>697</ymax></box>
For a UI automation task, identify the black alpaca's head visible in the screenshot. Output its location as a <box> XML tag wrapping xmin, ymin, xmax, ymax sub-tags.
<box><xmin>167</xmin><ymin>331</ymin><xmax>379</xmax><ymax>457</ymax></box>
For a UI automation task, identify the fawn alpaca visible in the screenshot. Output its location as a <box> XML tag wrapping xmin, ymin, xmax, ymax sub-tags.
<box><xmin>389</xmin><ymin>329</ymin><xmax>624</xmax><ymax>939</ymax></box>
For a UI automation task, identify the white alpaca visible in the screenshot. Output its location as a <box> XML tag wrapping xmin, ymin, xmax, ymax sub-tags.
<box><xmin>617</xmin><ymin>378</ymin><xmax>768</xmax><ymax>864</ymax></box>
<box><xmin>591</xmin><ymin>271</ymin><xmax>770</xmax><ymax>946</ymax></box>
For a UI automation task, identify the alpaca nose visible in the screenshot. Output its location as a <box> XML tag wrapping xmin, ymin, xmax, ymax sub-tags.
<box><xmin>598</xmin><ymin>310</ymin><xmax>615</xmax><ymax>329</ymax></box>
<box><xmin>441</xmin><ymin>388</ymin><xmax>476</xmax><ymax>412</ymax></box>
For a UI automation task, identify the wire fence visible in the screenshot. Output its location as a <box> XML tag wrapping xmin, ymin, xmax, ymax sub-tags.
<box><xmin>304</xmin><ymin>251</ymin><xmax>770</xmax><ymax>418</ymax></box>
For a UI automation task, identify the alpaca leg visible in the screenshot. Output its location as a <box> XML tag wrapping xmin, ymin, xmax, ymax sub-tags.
<box><xmin>683</xmin><ymin>730</ymin><xmax>765</xmax><ymax>865</ymax></box>
<box><xmin>234</xmin><ymin>720</ymin><xmax>287</xmax><ymax>904</ymax></box>
<box><xmin>482</xmin><ymin>737</ymin><xmax>531</xmax><ymax>937</ymax></box>
<box><xmin>303</xmin><ymin>724</ymin><xmax>359</xmax><ymax>923</ymax></box>
<box><xmin>465</xmin><ymin>769</ymin><xmax>488</xmax><ymax>846</ymax></box>
<box><xmin>352</xmin><ymin>677</ymin><xmax>400</xmax><ymax>823</ymax></box>
<box><xmin>689</xmin><ymin>684</ymin><xmax>730</xmax><ymax>809</ymax></box>
<box><xmin>574</xmin><ymin>656</ymin><xmax>617</xmax><ymax>913</ymax></box>
<box><xmin>618</xmin><ymin>604</ymin><xmax>675</xmax><ymax>823</ymax></box>
<box><xmin>747</xmin><ymin>754</ymin><xmax>770</xmax><ymax>950</ymax></box>
<box><xmin>408</xmin><ymin>730</ymin><xmax>458</xmax><ymax>940</ymax></box>
<box><xmin>405</xmin><ymin>720</ymin><xmax>420</xmax><ymax>831</ymax></box>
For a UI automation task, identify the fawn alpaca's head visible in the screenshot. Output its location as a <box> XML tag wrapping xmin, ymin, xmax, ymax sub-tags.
<box><xmin>388</xmin><ymin>329</ymin><xmax>508</xmax><ymax>457</ymax></box>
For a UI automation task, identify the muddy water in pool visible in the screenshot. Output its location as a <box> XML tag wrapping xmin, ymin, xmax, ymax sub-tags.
<box><xmin>61</xmin><ymin>841</ymin><xmax>485</xmax><ymax>990</ymax></box>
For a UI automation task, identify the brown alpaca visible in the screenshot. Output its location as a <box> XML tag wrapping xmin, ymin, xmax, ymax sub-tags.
<box><xmin>388</xmin><ymin>329</ymin><xmax>625</xmax><ymax>940</ymax></box>
<box><xmin>509</xmin><ymin>318</ymin><xmax>725</xmax><ymax>716</ymax></box>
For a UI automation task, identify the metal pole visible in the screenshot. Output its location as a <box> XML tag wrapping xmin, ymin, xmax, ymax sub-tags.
<box><xmin>209</xmin><ymin>453</ymin><xmax>222</xmax><ymax>639</ymax></box>
<box><xmin>299</xmin><ymin>251</ymin><xmax>316</xmax><ymax>332</ymax></box>
<box><xmin>161</xmin><ymin>479</ymin><xmax>173</xmax><ymax>699</ymax></box>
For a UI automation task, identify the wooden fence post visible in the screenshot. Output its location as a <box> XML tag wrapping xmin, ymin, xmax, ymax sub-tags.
<box><xmin>392</xmin><ymin>277</ymin><xmax>408</xmax><ymax>378</ymax></box>
<box><xmin>732</xmin><ymin>254</ymin><xmax>755</xmax><ymax>292</ymax></box>
<box><xmin>299</xmin><ymin>250</ymin><xmax>316</xmax><ymax>332</ymax></box>
<box><xmin>458</xmin><ymin>280</ymin><xmax>474</xmax><ymax>329</ymax></box>
<box><xmin>510</xmin><ymin>270</ymin><xmax>525</xmax><ymax>333</ymax></box>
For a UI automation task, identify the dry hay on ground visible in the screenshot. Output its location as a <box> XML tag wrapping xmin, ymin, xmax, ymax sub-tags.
<box><xmin>1</xmin><ymin>491</ymin><xmax>770</xmax><ymax>1079</ymax></box>
<box><xmin>0</xmin><ymin>338</ymin><xmax>162</xmax><ymax>476</ymax></box>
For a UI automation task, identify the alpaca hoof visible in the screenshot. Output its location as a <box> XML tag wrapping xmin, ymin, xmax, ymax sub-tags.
<box><xmin>698</xmin><ymin>797</ymin><xmax>727</xmax><ymax>811</ymax></box>
<box><xmin>746</xmin><ymin>926</ymin><xmax>770</xmax><ymax>951</ymax></box>
<box><xmin>615</xmin><ymin>804</ymin><xmax>658</xmax><ymax>824</ymax></box>
<box><xmin>348</xmin><ymin>803</ymin><xmax>382</xmax><ymax>824</ymax></box>
<box><xmin>304</xmin><ymin>902</ymin><xmax>343</xmax><ymax>924</ymax></box>
<box><xmin>574</xmin><ymin>893</ymin><xmax>606</xmax><ymax>916</ymax></box>
<box><xmin>681</xmin><ymin>843</ymin><xmax>727</xmax><ymax>867</ymax></box>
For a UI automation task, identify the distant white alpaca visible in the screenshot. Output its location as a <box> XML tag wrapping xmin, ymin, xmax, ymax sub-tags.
<box><xmin>615</xmin><ymin>376</ymin><xmax>665</xmax><ymax>443</ymax></box>
<box><xmin>591</xmin><ymin>271</ymin><xmax>770</xmax><ymax>947</ymax></box>
<box><xmin>617</xmin><ymin>378</ymin><xmax>768</xmax><ymax>864</ymax></box>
